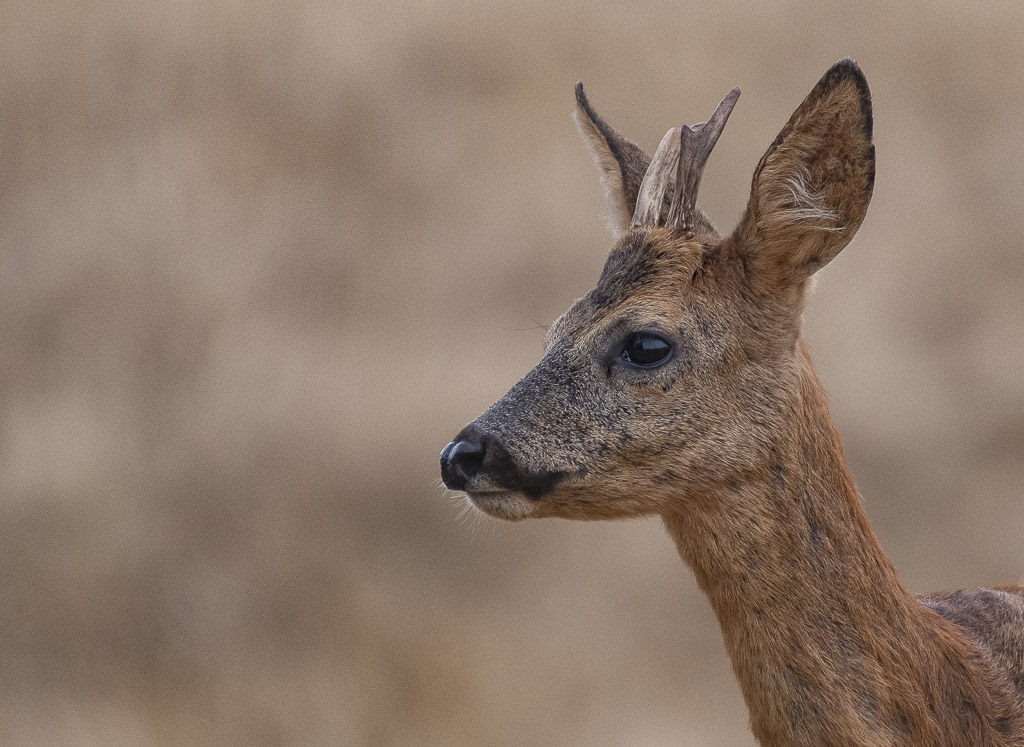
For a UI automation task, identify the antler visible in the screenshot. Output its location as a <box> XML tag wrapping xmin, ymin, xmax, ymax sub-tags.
<box><xmin>632</xmin><ymin>86</ymin><xmax>741</xmax><ymax>235</ymax></box>
<box><xmin>631</xmin><ymin>128</ymin><xmax>681</xmax><ymax>228</ymax></box>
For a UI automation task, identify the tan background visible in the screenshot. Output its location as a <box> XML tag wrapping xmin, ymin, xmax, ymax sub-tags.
<box><xmin>3</xmin><ymin>1</ymin><xmax>1024</xmax><ymax>744</ymax></box>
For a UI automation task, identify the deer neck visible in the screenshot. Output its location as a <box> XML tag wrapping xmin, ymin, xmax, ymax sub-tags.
<box><xmin>662</xmin><ymin>345</ymin><xmax>941</xmax><ymax>745</ymax></box>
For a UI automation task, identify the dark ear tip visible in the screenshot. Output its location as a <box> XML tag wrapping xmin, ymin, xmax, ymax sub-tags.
<box><xmin>574</xmin><ymin>81</ymin><xmax>601</xmax><ymax>122</ymax></box>
<box><xmin>574</xmin><ymin>81</ymin><xmax>588</xmax><ymax>108</ymax></box>
<box><xmin>831</xmin><ymin>57</ymin><xmax>864</xmax><ymax>76</ymax></box>
<box><xmin>818</xmin><ymin>58</ymin><xmax>872</xmax><ymax>139</ymax></box>
<box><xmin>822</xmin><ymin>58</ymin><xmax>870</xmax><ymax>98</ymax></box>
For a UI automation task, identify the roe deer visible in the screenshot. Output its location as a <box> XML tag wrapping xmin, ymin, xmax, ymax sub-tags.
<box><xmin>440</xmin><ymin>59</ymin><xmax>1024</xmax><ymax>746</ymax></box>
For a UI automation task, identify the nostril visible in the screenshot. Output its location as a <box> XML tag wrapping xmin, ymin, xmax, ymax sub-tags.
<box><xmin>440</xmin><ymin>438</ymin><xmax>486</xmax><ymax>490</ymax></box>
<box><xmin>451</xmin><ymin>440</ymin><xmax>484</xmax><ymax>475</ymax></box>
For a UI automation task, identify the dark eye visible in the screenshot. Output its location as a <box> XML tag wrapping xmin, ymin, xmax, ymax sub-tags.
<box><xmin>621</xmin><ymin>332</ymin><xmax>673</xmax><ymax>368</ymax></box>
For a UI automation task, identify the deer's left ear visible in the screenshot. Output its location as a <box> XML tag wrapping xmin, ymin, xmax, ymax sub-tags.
<box><xmin>735</xmin><ymin>59</ymin><xmax>875</xmax><ymax>289</ymax></box>
<box><xmin>573</xmin><ymin>83</ymin><xmax>651</xmax><ymax>236</ymax></box>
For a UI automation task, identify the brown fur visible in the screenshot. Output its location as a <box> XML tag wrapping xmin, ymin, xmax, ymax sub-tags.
<box><xmin>442</xmin><ymin>59</ymin><xmax>1024</xmax><ymax>745</ymax></box>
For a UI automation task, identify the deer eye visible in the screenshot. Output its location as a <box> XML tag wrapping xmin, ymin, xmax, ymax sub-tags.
<box><xmin>621</xmin><ymin>332</ymin><xmax>673</xmax><ymax>368</ymax></box>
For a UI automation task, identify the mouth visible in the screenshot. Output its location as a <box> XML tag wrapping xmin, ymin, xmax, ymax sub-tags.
<box><xmin>465</xmin><ymin>490</ymin><xmax>537</xmax><ymax>521</ymax></box>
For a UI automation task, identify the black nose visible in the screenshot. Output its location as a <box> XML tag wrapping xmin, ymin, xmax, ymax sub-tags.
<box><xmin>440</xmin><ymin>436</ymin><xmax>485</xmax><ymax>491</ymax></box>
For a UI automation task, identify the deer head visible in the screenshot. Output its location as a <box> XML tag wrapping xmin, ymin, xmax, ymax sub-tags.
<box><xmin>441</xmin><ymin>59</ymin><xmax>874</xmax><ymax>523</ymax></box>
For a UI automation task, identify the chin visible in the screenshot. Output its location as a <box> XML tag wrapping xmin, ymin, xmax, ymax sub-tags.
<box><xmin>465</xmin><ymin>491</ymin><xmax>537</xmax><ymax>521</ymax></box>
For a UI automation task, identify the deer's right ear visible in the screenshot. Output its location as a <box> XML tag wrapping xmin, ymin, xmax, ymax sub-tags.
<box><xmin>735</xmin><ymin>59</ymin><xmax>875</xmax><ymax>291</ymax></box>
<box><xmin>573</xmin><ymin>83</ymin><xmax>651</xmax><ymax>236</ymax></box>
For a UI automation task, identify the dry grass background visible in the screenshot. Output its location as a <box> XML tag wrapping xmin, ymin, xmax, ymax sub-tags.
<box><xmin>2</xmin><ymin>1</ymin><xmax>1024</xmax><ymax>744</ymax></box>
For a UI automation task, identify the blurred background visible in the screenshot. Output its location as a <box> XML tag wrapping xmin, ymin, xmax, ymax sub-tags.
<box><xmin>2</xmin><ymin>0</ymin><xmax>1024</xmax><ymax>744</ymax></box>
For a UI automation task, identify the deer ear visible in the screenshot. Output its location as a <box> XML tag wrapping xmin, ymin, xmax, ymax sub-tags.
<box><xmin>573</xmin><ymin>82</ymin><xmax>651</xmax><ymax>236</ymax></box>
<box><xmin>735</xmin><ymin>59</ymin><xmax>875</xmax><ymax>289</ymax></box>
